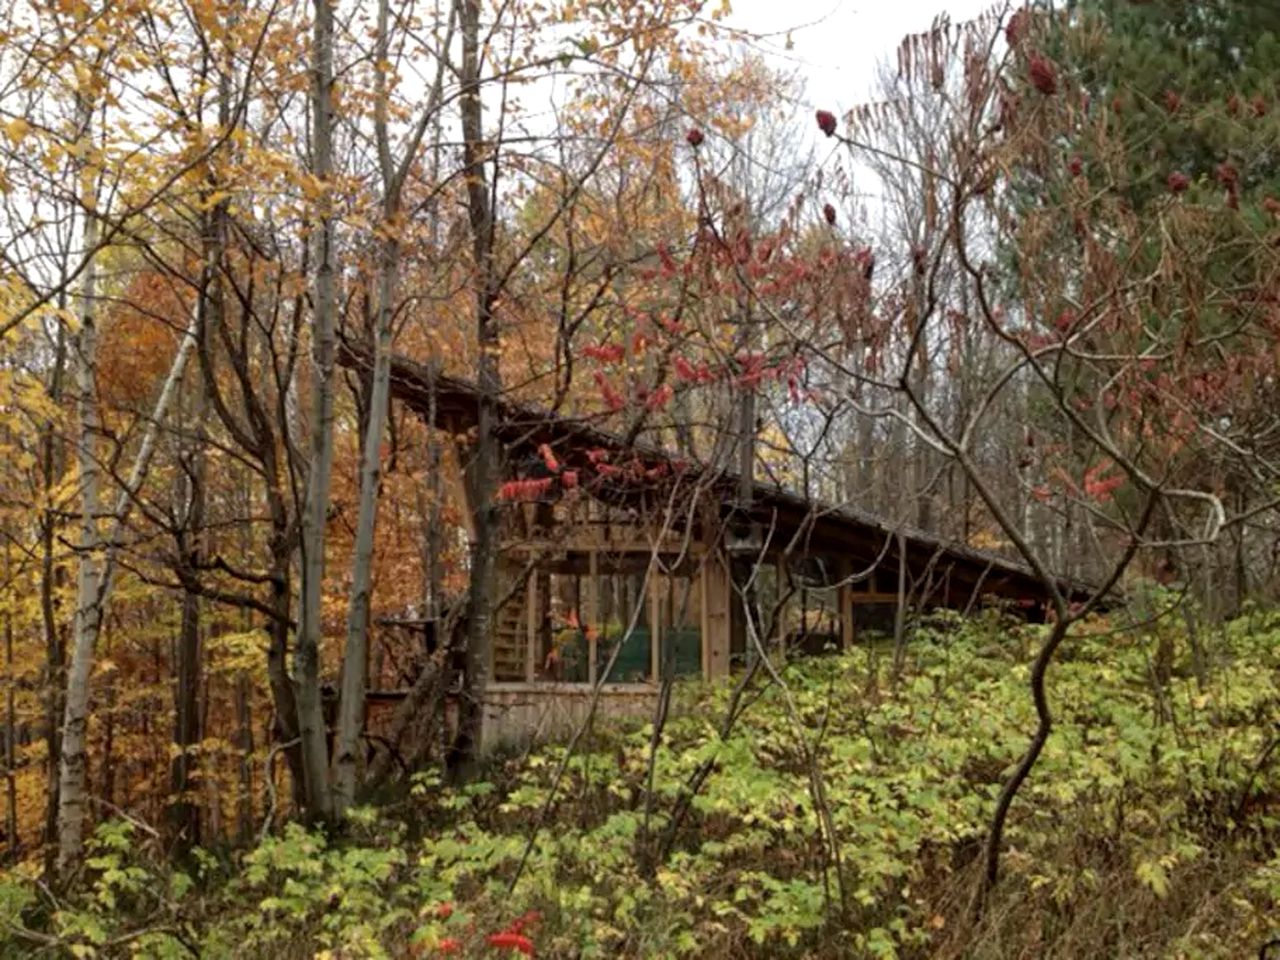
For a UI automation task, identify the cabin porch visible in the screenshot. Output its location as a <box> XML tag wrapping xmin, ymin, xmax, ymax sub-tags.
<box><xmin>351</xmin><ymin>350</ymin><xmax>1068</xmax><ymax>753</ymax></box>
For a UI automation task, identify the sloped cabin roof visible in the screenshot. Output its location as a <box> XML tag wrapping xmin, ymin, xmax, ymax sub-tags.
<box><xmin>340</xmin><ymin>344</ymin><xmax>1092</xmax><ymax>608</ymax></box>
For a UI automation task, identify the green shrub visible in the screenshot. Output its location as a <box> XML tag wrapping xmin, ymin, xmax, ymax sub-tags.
<box><xmin>3</xmin><ymin>609</ymin><xmax>1277</xmax><ymax>957</ymax></box>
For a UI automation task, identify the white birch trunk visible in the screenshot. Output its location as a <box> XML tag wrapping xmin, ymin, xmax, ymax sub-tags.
<box><xmin>56</xmin><ymin>142</ymin><xmax>104</xmax><ymax>871</ymax></box>
<box><xmin>57</xmin><ymin>247</ymin><xmax>200</xmax><ymax>871</ymax></box>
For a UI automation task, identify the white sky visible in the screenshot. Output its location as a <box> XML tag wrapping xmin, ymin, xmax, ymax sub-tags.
<box><xmin>722</xmin><ymin>0</ymin><xmax>1001</xmax><ymax>111</ymax></box>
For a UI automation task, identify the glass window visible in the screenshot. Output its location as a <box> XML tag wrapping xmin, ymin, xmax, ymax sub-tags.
<box><xmin>526</xmin><ymin>554</ymin><xmax>712</xmax><ymax>685</ymax></box>
<box><xmin>729</xmin><ymin>555</ymin><xmax>780</xmax><ymax>667</ymax></box>
<box><xmin>781</xmin><ymin>556</ymin><xmax>843</xmax><ymax>656</ymax></box>
<box><xmin>852</xmin><ymin>601</ymin><xmax>898</xmax><ymax>646</ymax></box>
<box><xmin>751</xmin><ymin>561</ymin><xmax>782</xmax><ymax>646</ymax></box>
<box><xmin>538</xmin><ymin>569</ymin><xmax>590</xmax><ymax>682</ymax></box>
<box><xmin>598</xmin><ymin>570</ymin><xmax>652</xmax><ymax>682</ymax></box>
<box><xmin>659</xmin><ymin>573</ymin><xmax>702</xmax><ymax>678</ymax></box>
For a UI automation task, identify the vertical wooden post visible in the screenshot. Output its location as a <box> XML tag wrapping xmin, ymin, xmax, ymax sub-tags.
<box><xmin>699</xmin><ymin>562</ymin><xmax>709</xmax><ymax>679</ymax></box>
<box><xmin>838</xmin><ymin>557</ymin><xmax>855</xmax><ymax>651</ymax></box>
<box><xmin>649</xmin><ymin>576</ymin><xmax>661</xmax><ymax>681</ymax></box>
<box><xmin>587</xmin><ymin>551</ymin><xmax>598</xmax><ymax>684</ymax></box>
<box><xmin>701</xmin><ymin>563</ymin><xmax>711</xmax><ymax>675</ymax></box>
<box><xmin>525</xmin><ymin>569</ymin><xmax>538</xmax><ymax>683</ymax></box>
<box><xmin>702</xmin><ymin>550</ymin><xmax>731</xmax><ymax>680</ymax></box>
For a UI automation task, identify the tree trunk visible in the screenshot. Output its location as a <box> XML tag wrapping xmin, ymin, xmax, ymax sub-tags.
<box><xmin>57</xmin><ymin>268</ymin><xmax>201</xmax><ymax>871</ymax></box>
<box><xmin>3</xmin><ymin>545</ymin><xmax>17</xmax><ymax>861</ymax></box>
<box><xmin>332</xmin><ymin>0</ymin><xmax>412</xmax><ymax>812</ymax></box>
<box><xmin>266</xmin><ymin>487</ymin><xmax>305</xmax><ymax>810</ymax></box>
<box><xmin>425</xmin><ymin>0</ymin><xmax>447</xmax><ymax>629</ymax></box>
<box><xmin>234</xmin><ymin>673</ymin><xmax>255</xmax><ymax>843</ymax></box>
<box><xmin>425</xmin><ymin>380</ymin><xmax>443</xmax><ymax>622</ymax></box>
<box><xmin>57</xmin><ymin>156</ymin><xmax>104</xmax><ymax>872</ymax></box>
<box><xmin>891</xmin><ymin>533</ymin><xmax>909</xmax><ymax>679</ymax></box>
<box><xmin>295</xmin><ymin>0</ymin><xmax>339</xmax><ymax>821</ymax></box>
<box><xmin>169</xmin><ymin>381</ymin><xmax>206</xmax><ymax>851</ymax></box>
<box><xmin>334</xmin><ymin>233</ymin><xmax>399</xmax><ymax>812</ymax></box>
<box><xmin>454</xmin><ymin>0</ymin><xmax>501</xmax><ymax>774</ymax></box>
<box><xmin>366</xmin><ymin>655</ymin><xmax>445</xmax><ymax>786</ymax></box>
<box><xmin>99</xmin><ymin>650</ymin><xmax>115</xmax><ymax>809</ymax></box>
<box><xmin>38</xmin><ymin>318</ymin><xmax>67</xmax><ymax>876</ymax></box>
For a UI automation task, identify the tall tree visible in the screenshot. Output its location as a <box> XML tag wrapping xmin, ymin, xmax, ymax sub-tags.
<box><xmin>295</xmin><ymin>0</ymin><xmax>341</xmax><ymax>822</ymax></box>
<box><xmin>452</xmin><ymin>0</ymin><xmax>501</xmax><ymax>774</ymax></box>
<box><xmin>332</xmin><ymin>0</ymin><xmax>458</xmax><ymax>813</ymax></box>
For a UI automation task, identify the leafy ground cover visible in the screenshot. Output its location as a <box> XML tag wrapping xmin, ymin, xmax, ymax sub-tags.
<box><xmin>3</xmin><ymin>606</ymin><xmax>1278</xmax><ymax>958</ymax></box>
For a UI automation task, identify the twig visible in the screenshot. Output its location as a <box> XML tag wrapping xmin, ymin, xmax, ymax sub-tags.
<box><xmin>88</xmin><ymin>795</ymin><xmax>160</xmax><ymax>839</ymax></box>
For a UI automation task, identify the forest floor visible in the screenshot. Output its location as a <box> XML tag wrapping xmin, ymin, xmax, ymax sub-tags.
<box><xmin>3</xmin><ymin>606</ymin><xmax>1278</xmax><ymax>958</ymax></box>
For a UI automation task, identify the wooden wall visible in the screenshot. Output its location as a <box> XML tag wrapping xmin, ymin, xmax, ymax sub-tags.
<box><xmin>478</xmin><ymin>682</ymin><xmax>659</xmax><ymax>751</ymax></box>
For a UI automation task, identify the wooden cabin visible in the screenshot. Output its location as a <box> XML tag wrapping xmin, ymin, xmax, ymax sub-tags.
<box><xmin>347</xmin><ymin>348</ymin><xmax>1084</xmax><ymax>749</ymax></box>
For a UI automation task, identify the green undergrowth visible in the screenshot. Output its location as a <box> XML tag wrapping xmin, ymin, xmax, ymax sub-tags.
<box><xmin>3</xmin><ymin>605</ymin><xmax>1279</xmax><ymax>958</ymax></box>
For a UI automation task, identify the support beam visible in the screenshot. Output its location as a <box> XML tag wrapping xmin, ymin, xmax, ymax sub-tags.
<box><xmin>702</xmin><ymin>551</ymin><xmax>731</xmax><ymax>680</ymax></box>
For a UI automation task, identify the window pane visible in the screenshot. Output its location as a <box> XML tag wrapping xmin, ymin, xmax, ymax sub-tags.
<box><xmin>782</xmin><ymin>557</ymin><xmax>842</xmax><ymax>656</ymax></box>
<box><xmin>539</xmin><ymin>570</ymin><xmax>589</xmax><ymax>682</ymax></box>
<box><xmin>752</xmin><ymin>561</ymin><xmax>780</xmax><ymax>645</ymax></box>
<box><xmin>598</xmin><ymin>570</ymin><xmax>651</xmax><ymax>682</ymax></box>
<box><xmin>729</xmin><ymin>556</ymin><xmax>778</xmax><ymax>668</ymax></box>
<box><xmin>852</xmin><ymin>601</ymin><xmax>897</xmax><ymax>645</ymax></box>
<box><xmin>662</xmin><ymin>573</ymin><xmax>702</xmax><ymax>678</ymax></box>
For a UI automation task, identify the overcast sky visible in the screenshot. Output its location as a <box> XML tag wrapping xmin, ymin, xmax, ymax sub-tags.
<box><xmin>722</xmin><ymin>0</ymin><xmax>1000</xmax><ymax>111</ymax></box>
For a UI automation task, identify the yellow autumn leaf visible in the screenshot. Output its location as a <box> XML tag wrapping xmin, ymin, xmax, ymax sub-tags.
<box><xmin>3</xmin><ymin>117</ymin><xmax>30</xmax><ymax>145</ymax></box>
<box><xmin>199</xmin><ymin>189</ymin><xmax>233</xmax><ymax>211</ymax></box>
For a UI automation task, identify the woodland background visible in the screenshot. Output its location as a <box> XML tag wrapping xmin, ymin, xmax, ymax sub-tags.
<box><xmin>0</xmin><ymin>0</ymin><xmax>1278</xmax><ymax>956</ymax></box>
